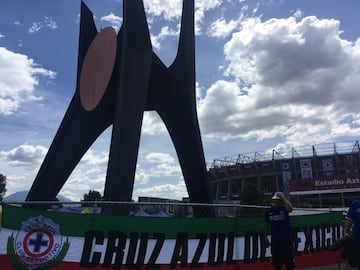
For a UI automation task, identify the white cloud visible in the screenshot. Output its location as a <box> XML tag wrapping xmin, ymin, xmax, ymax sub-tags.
<box><xmin>0</xmin><ymin>144</ymin><xmax>47</xmax><ymax>167</ymax></box>
<box><xmin>144</xmin><ymin>0</ymin><xmax>183</xmax><ymax>21</ymax></box>
<box><xmin>135</xmin><ymin>165</ymin><xmax>150</xmax><ymax>185</ymax></box>
<box><xmin>293</xmin><ymin>8</ymin><xmax>303</xmax><ymax>19</ymax></box>
<box><xmin>151</xmin><ymin>26</ymin><xmax>178</xmax><ymax>50</ymax></box>
<box><xmin>194</xmin><ymin>0</ymin><xmax>223</xmax><ymax>34</ymax></box>
<box><xmin>149</xmin><ymin>163</ymin><xmax>182</xmax><ymax>178</ymax></box>
<box><xmin>59</xmin><ymin>190</ymin><xmax>83</xmax><ymax>202</ymax></box>
<box><xmin>44</xmin><ymin>16</ymin><xmax>58</xmax><ymax>29</ymax></box>
<box><xmin>146</xmin><ymin>152</ymin><xmax>175</xmax><ymax>164</ymax></box>
<box><xmin>224</xmin><ymin>16</ymin><xmax>349</xmax><ymax>86</ymax></box>
<box><xmin>0</xmin><ymin>145</ymin><xmax>47</xmax><ymax>196</ymax></box>
<box><xmin>59</xmin><ymin>150</ymin><xmax>183</xmax><ymax>200</ymax></box>
<box><xmin>133</xmin><ymin>181</ymin><xmax>187</xmax><ymax>200</ymax></box>
<box><xmin>198</xmin><ymin>80</ymin><xmax>247</xmax><ymax>139</ymax></box>
<box><xmin>145</xmin><ymin>153</ymin><xmax>181</xmax><ymax>177</ymax></box>
<box><xmin>0</xmin><ymin>47</ymin><xmax>56</xmax><ymax>115</ymax></box>
<box><xmin>28</xmin><ymin>17</ymin><xmax>58</xmax><ymax>33</ymax></box>
<box><xmin>62</xmin><ymin>177</ymin><xmax>92</xmax><ymax>194</ymax></box>
<box><xmin>61</xmin><ymin>150</ymin><xmax>109</xmax><ymax>195</ymax></box>
<box><xmin>143</xmin><ymin>0</ymin><xmax>223</xmax><ymax>34</ymax></box>
<box><xmin>3</xmin><ymin>175</ymin><xmax>26</xmax><ymax>195</ymax></box>
<box><xmin>80</xmin><ymin>150</ymin><xmax>108</xmax><ymax>168</ymax></box>
<box><xmin>100</xmin><ymin>12</ymin><xmax>122</xmax><ymax>31</ymax></box>
<box><xmin>208</xmin><ymin>17</ymin><xmax>239</xmax><ymax>38</ymax></box>
<box><xmin>141</xmin><ymin>112</ymin><xmax>166</xmax><ymax>135</ymax></box>
<box><xmin>28</xmin><ymin>22</ymin><xmax>43</xmax><ymax>33</ymax></box>
<box><xmin>197</xmin><ymin>15</ymin><xmax>360</xmax><ymax>147</ymax></box>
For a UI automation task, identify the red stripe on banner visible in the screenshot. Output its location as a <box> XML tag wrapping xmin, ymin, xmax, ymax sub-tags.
<box><xmin>294</xmin><ymin>250</ymin><xmax>345</xmax><ymax>268</ymax></box>
<box><xmin>0</xmin><ymin>250</ymin><xmax>345</xmax><ymax>270</ymax></box>
<box><xmin>232</xmin><ymin>250</ymin><xmax>346</xmax><ymax>270</ymax></box>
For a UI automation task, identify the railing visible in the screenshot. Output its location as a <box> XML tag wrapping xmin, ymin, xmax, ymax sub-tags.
<box><xmin>0</xmin><ymin>201</ymin><xmax>345</xmax><ymax>218</ymax></box>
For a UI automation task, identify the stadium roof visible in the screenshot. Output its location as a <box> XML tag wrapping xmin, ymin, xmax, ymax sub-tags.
<box><xmin>208</xmin><ymin>140</ymin><xmax>360</xmax><ymax>168</ymax></box>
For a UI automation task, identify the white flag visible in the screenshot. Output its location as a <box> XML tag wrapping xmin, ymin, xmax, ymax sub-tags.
<box><xmin>300</xmin><ymin>159</ymin><xmax>312</xmax><ymax>179</ymax></box>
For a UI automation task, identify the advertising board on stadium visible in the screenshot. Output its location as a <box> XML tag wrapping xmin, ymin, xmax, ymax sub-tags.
<box><xmin>289</xmin><ymin>173</ymin><xmax>360</xmax><ymax>193</ymax></box>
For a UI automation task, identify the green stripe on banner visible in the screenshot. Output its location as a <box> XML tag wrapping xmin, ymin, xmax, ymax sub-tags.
<box><xmin>1</xmin><ymin>205</ymin><xmax>343</xmax><ymax>238</ymax></box>
<box><xmin>2</xmin><ymin>205</ymin><xmax>245</xmax><ymax>238</ymax></box>
<box><xmin>291</xmin><ymin>212</ymin><xmax>343</xmax><ymax>227</ymax></box>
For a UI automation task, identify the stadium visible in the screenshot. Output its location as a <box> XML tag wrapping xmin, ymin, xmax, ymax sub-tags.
<box><xmin>208</xmin><ymin>140</ymin><xmax>360</xmax><ymax>208</ymax></box>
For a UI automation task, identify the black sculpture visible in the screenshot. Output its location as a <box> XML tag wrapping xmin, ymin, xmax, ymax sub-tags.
<box><xmin>26</xmin><ymin>0</ymin><xmax>214</xmax><ymax>215</ymax></box>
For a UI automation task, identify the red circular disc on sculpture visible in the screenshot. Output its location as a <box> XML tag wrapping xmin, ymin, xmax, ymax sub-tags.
<box><xmin>79</xmin><ymin>27</ymin><xmax>117</xmax><ymax>111</ymax></box>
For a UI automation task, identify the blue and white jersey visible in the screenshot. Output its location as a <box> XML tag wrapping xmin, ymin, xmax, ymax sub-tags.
<box><xmin>265</xmin><ymin>205</ymin><xmax>293</xmax><ymax>244</ymax></box>
<box><xmin>347</xmin><ymin>200</ymin><xmax>360</xmax><ymax>246</ymax></box>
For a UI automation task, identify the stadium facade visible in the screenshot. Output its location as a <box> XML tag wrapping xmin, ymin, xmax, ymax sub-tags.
<box><xmin>208</xmin><ymin>141</ymin><xmax>360</xmax><ymax>208</ymax></box>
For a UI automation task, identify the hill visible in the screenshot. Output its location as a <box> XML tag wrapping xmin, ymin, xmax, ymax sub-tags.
<box><xmin>3</xmin><ymin>190</ymin><xmax>72</xmax><ymax>202</ymax></box>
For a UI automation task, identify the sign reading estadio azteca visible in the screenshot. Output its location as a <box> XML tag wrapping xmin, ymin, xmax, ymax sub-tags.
<box><xmin>0</xmin><ymin>205</ymin><xmax>345</xmax><ymax>269</ymax></box>
<box><xmin>289</xmin><ymin>173</ymin><xmax>360</xmax><ymax>193</ymax></box>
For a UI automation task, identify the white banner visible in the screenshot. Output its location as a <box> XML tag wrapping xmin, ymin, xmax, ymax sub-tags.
<box><xmin>300</xmin><ymin>159</ymin><xmax>312</xmax><ymax>179</ymax></box>
<box><xmin>322</xmin><ymin>159</ymin><xmax>334</xmax><ymax>176</ymax></box>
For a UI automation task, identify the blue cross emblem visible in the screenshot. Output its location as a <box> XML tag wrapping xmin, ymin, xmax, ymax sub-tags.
<box><xmin>29</xmin><ymin>232</ymin><xmax>48</xmax><ymax>253</ymax></box>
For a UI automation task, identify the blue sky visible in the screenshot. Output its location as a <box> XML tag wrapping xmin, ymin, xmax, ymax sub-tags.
<box><xmin>1</xmin><ymin>0</ymin><xmax>360</xmax><ymax>201</ymax></box>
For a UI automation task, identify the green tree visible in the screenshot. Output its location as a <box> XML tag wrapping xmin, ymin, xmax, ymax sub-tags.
<box><xmin>83</xmin><ymin>190</ymin><xmax>102</xmax><ymax>201</ymax></box>
<box><xmin>240</xmin><ymin>182</ymin><xmax>262</xmax><ymax>205</ymax></box>
<box><xmin>238</xmin><ymin>182</ymin><xmax>265</xmax><ymax>216</ymax></box>
<box><xmin>0</xmin><ymin>174</ymin><xmax>7</xmax><ymax>201</ymax></box>
<box><xmin>82</xmin><ymin>190</ymin><xmax>102</xmax><ymax>207</ymax></box>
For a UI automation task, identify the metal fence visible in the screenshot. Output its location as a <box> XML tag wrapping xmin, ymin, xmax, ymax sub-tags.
<box><xmin>0</xmin><ymin>201</ymin><xmax>346</xmax><ymax>218</ymax></box>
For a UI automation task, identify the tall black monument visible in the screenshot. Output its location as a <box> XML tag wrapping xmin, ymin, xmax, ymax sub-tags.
<box><xmin>26</xmin><ymin>0</ymin><xmax>214</xmax><ymax>215</ymax></box>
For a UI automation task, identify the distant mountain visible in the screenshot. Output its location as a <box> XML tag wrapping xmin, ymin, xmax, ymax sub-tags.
<box><xmin>3</xmin><ymin>190</ymin><xmax>73</xmax><ymax>202</ymax></box>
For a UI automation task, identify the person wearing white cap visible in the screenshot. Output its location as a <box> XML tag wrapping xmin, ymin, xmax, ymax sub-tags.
<box><xmin>264</xmin><ymin>191</ymin><xmax>295</xmax><ymax>270</ymax></box>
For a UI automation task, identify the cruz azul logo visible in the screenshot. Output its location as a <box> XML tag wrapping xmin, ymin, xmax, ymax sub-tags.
<box><xmin>7</xmin><ymin>215</ymin><xmax>70</xmax><ymax>270</ymax></box>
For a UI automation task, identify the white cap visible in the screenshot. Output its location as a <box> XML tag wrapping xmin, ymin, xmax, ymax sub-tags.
<box><xmin>272</xmin><ymin>193</ymin><xmax>281</xmax><ymax>200</ymax></box>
